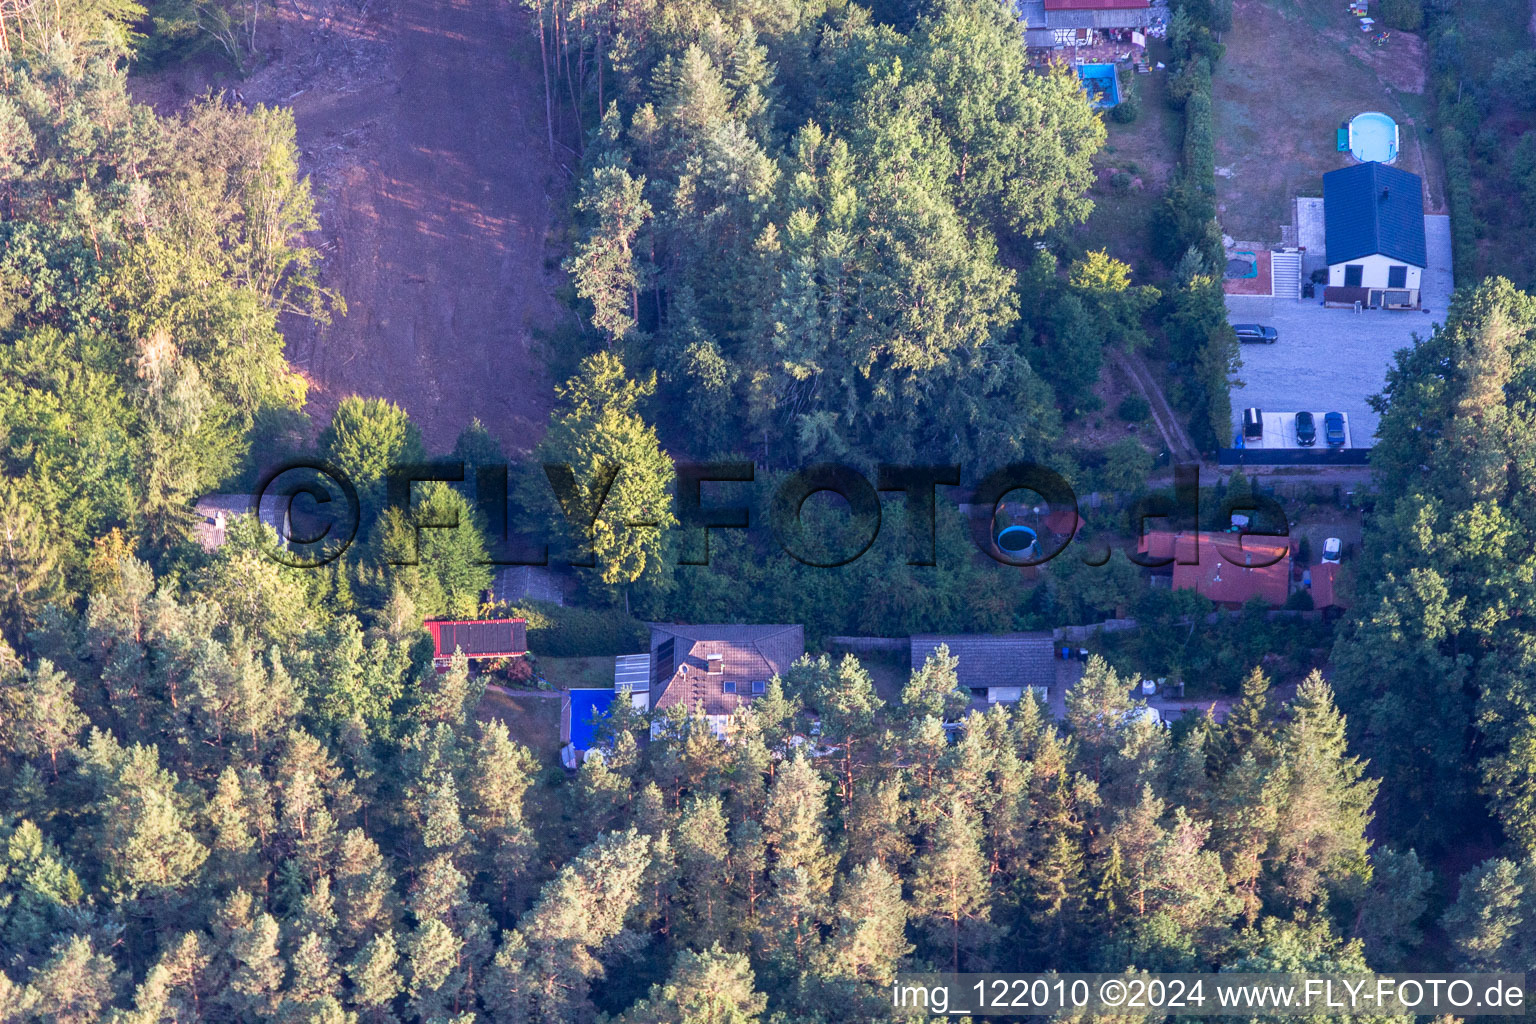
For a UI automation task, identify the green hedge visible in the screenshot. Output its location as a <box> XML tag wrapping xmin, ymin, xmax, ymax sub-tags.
<box><xmin>1439</xmin><ymin>125</ymin><xmax>1477</xmax><ymax>284</ymax></box>
<box><xmin>1182</xmin><ymin>90</ymin><xmax>1215</xmax><ymax>187</ymax></box>
<box><xmin>507</xmin><ymin>601</ymin><xmax>650</xmax><ymax>657</ymax></box>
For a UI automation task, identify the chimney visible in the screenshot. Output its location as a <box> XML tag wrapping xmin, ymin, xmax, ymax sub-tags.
<box><xmin>1381</xmin><ymin>187</ymin><xmax>1389</xmax><ymax>200</ymax></box>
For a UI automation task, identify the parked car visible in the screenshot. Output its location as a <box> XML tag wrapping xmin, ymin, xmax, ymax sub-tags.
<box><xmin>1324</xmin><ymin>411</ymin><xmax>1346</xmax><ymax>447</ymax></box>
<box><xmin>1234</xmin><ymin>324</ymin><xmax>1278</xmax><ymax>344</ymax></box>
<box><xmin>1322</xmin><ymin>537</ymin><xmax>1342</xmax><ymax>563</ymax></box>
<box><xmin>1295</xmin><ymin>411</ymin><xmax>1317</xmax><ymax>447</ymax></box>
<box><xmin>1242</xmin><ymin>407</ymin><xmax>1263</xmax><ymax>440</ymax></box>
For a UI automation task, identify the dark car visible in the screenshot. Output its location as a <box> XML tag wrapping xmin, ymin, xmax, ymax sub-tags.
<box><xmin>1242</xmin><ymin>407</ymin><xmax>1263</xmax><ymax>440</ymax></box>
<box><xmin>1324</xmin><ymin>411</ymin><xmax>1346</xmax><ymax>447</ymax></box>
<box><xmin>1295</xmin><ymin>411</ymin><xmax>1317</xmax><ymax>447</ymax></box>
<box><xmin>1234</xmin><ymin>324</ymin><xmax>1278</xmax><ymax>344</ymax></box>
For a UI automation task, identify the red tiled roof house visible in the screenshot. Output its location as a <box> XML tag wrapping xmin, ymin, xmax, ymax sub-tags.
<box><xmin>426</xmin><ymin>618</ymin><xmax>528</xmax><ymax>669</ymax></box>
<box><xmin>647</xmin><ymin>623</ymin><xmax>805</xmax><ymax>738</ymax></box>
<box><xmin>1138</xmin><ymin>532</ymin><xmax>1293</xmax><ymax>609</ymax></box>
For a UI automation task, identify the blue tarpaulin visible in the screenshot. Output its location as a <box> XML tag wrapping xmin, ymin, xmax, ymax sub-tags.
<box><xmin>568</xmin><ymin>689</ymin><xmax>615</xmax><ymax>751</ymax></box>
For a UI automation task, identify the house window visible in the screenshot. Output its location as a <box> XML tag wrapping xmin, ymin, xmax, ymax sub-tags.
<box><xmin>722</xmin><ymin>681</ymin><xmax>737</xmax><ymax>694</ymax></box>
<box><xmin>969</xmin><ymin>687</ymin><xmax>988</xmax><ymax>699</ymax></box>
<box><xmin>1344</xmin><ymin>264</ymin><xmax>1364</xmax><ymax>287</ymax></box>
<box><xmin>706</xmin><ymin>654</ymin><xmax>723</xmax><ymax>675</ymax></box>
<box><xmin>751</xmin><ymin>680</ymin><xmax>766</xmax><ymax>694</ymax></box>
<box><xmin>1387</xmin><ymin>265</ymin><xmax>1408</xmax><ymax>288</ymax></box>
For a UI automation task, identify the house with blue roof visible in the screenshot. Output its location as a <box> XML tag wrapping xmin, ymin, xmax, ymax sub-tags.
<box><xmin>1321</xmin><ymin>161</ymin><xmax>1427</xmax><ymax>309</ymax></box>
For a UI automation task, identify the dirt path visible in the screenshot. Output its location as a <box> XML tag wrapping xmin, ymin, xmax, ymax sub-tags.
<box><xmin>1115</xmin><ymin>351</ymin><xmax>1201</xmax><ymax>462</ymax></box>
<box><xmin>135</xmin><ymin>0</ymin><xmax>567</xmax><ymax>454</ymax></box>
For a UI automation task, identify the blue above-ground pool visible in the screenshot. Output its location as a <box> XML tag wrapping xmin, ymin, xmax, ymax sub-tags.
<box><xmin>1077</xmin><ymin>63</ymin><xmax>1120</xmax><ymax>109</ymax></box>
<box><xmin>567</xmin><ymin>688</ymin><xmax>615</xmax><ymax>751</ymax></box>
<box><xmin>1349</xmin><ymin>111</ymin><xmax>1399</xmax><ymax>163</ymax></box>
<box><xmin>997</xmin><ymin>525</ymin><xmax>1038</xmax><ymax>553</ymax></box>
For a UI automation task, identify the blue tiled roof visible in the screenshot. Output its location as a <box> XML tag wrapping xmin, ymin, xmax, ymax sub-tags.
<box><xmin>1322</xmin><ymin>161</ymin><xmax>1426</xmax><ymax>268</ymax></box>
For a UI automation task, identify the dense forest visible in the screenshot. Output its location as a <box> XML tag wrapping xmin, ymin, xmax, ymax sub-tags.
<box><xmin>2</xmin><ymin>0</ymin><xmax>1536</xmax><ymax>1020</ymax></box>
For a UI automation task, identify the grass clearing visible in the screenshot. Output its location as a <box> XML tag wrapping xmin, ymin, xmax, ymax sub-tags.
<box><xmin>478</xmin><ymin>689</ymin><xmax>563</xmax><ymax>762</ymax></box>
<box><xmin>535</xmin><ymin>655</ymin><xmax>616</xmax><ymax>690</ymax></box>
<box><xmin>1213</xmin><ymin>0</ymin><xmax>1442</xmax><ymax>245</ymax></box>
<box><xmin>1069</xmin><ymin>40</ymin><xmax>1183</xmax><ymax>280</ymax></box>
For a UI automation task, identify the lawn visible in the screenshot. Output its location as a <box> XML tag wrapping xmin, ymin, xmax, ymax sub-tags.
<box><xmin>478</xmin><ymin>689</ymin><xmax>564</xmax><ymax>762</ymax></box>
<box><xmin>1069</xmin><ymin>39</ymin><xmax>1184</xmax><ymax>280</ymax></box>
<box><xmin>535</xmin><ymin>655</ymin><xmax>615</xmax><ymax>689</ymax></box>
<box><xmin>1213</xmin><ymin>0</ymin><xmax>1444</xmax><ymax>246</ymax></box>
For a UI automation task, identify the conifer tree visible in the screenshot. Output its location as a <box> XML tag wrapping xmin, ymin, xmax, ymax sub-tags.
<box><xmin>912</xmin><ymin>798</ymin><xmax>993</xmax><ymax>972</ymax></box>
<box><xmin>614</xmin><ymin>946</ymin><xmax>768</xmax><ymax>1024</ymax></box>
<box><xmin>484</xmin><ymin>829</ymin><xmax>652</xmax><ymax>1024</ymax></box>
<box><xmin>1266</xmin><ymin>674</ymin><xmax>1377</xmax><ymax>910</ymax></box>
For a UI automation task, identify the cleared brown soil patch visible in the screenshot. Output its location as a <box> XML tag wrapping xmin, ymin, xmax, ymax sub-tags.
<box><xmin>134</xmin><ymin>0</ymin><xmax>567</xmax><ymax>453</ymax></box>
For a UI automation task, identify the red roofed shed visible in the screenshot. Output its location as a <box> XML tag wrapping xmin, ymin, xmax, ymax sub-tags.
<box><xmin>427</xmin><ymin>618</ymin><xmax>528</xmax><ymax>667</ymax></box>
<box><xmin>1043</xmin><ymin>0</ymin><xmax>1149</xmax><ymax>8</ymax></box>
<box><xmin>1311</xmin><ymin>562</ymin><xmax>1346</xmax><ymax>610</ymax></box>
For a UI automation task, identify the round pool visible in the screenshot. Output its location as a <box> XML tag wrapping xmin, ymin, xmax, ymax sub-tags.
<box><xmin>1349</xmin><ymin>111</ymin><xmax>1399</xmax><ymax>164</ymax></box>
<box><xmin>996</xmin><ymin>525</ymin><xmax>1038</xmax><ymax>553</ymax></box>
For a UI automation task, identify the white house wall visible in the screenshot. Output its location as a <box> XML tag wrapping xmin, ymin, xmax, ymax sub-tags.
<box><xmin>1328</xmin><ymin>252</ymin><xmax>1422</xmax><ymax>291</ymax></box>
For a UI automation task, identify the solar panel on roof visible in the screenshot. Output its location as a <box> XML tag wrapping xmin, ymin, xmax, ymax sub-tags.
<box><xmin>437</xmin><ymin>620</ymin><xmax>524</xmax><ymax>657</ymax></box>
<box><xmin>656</xmin><ymin>637</ymin><xmax>674</xmax><ymax>680</ymax></box>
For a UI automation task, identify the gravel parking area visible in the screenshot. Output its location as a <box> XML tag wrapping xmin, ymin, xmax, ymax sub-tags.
<box><xmin>1225</xmin><ymin>215</ymin><xmax>1453</xmax><ymax>445</ymax></box>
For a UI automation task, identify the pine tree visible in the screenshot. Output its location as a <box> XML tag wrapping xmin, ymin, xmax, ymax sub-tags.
<box><xmin>404</xmin><ymin>918</ymin><xmax>464</xmax><ymax>1022</ymax></box>
<box><xmin>566</xmin><ymin>166</ymin><xmax>652</xmax><ymax>344</ymax></box>
<box><xmin>333</xmin><ymin>829</ymin><xmax>401</xmax><ymax>953</ymax></box>
<box><xmin>757</xmin><ymin>754</ymin><xmax>836</xmax><ymax>973</ymax></box>
<box><xmin>528</xmin><ymin>351</ymin><xmax>677</xmax><ymax>589</ymax></box>
<box><xmin>675</xmin><ymin>795</ymin><xmax>732</xmax><ymax>945</ymax></box>
<box><xmin>902</xmin><ymin>645</ymin><xmax>968</xmax><ymax>721</ymax></box>
<box><xmin>1441</xmin><ymin>856</ymin><xmax>1536</xmax><ymax>971</ymax></box>
<box><xmin>225</xmin><ymin>911</ymin><xmax>286</xmax><ymax>1021</ymax></box>
<box><xmin>466</xmin><ymin>720</ymin><xmax>537</xmax><ymax>909</ymax></box>
<box><xmin>0</xmin><ymin>659</ymin><xmax>86</xmax><ymax>777</ymax></box>
<box><xmin>17</xmin><ymin>935</ymin><xmax>117</xmax><ymax>1024</ymax></box>
<box><xmin>88</xmin><ymin>737</ymin><xmax>209</xmax><ymax>901</ymax></box>
<box><xmin>1064</xmin><ymin>656</ymin><xmax>1134</xmax><ymax>783</ymax></box>
<box><xmin>483</xmin><ymin>829</ymin><xmax>652</xmax><ymax>1024</ymax></box>
<box><xmin>821</xmin><ymin>859</ymin><xmax>911</xmax><ymax>987</ymax></box>
<box><xmin>1266</xmin><ymin>674</ymin><xmax>1378</xmax><ymax>911</ymax></box>
<box><xmin>346</xmin><ymin>931</ymin><xmax>403</xmax><ymax>1022</ymax></box>
<box><xmin>614</xmin><ymin>945</ymin><xmax>768</xmax><ymax>1024</ymax></box>
<box><xmin>912</xmin><ymin>798</ymin><xmax>993</xmax><ymax>972</ymax></box>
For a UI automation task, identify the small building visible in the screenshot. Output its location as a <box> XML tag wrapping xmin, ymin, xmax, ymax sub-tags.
<box><xmin>1310</xmin><ymin>561</ymin><xmax>1347</xmax><ymax>611</ymax></box>
<box><xmin>193</xmin><ymin>494</ymin><xmax>292</xmax><ymax>551</ymax></box>
<box><xmin>1322</xmin><ymin>161</ymin><xmax>1426</xmax><ymax>308</ymax></box>
<box><xmin>613</xmin><ymin>653</ymin><xmax>650</xmax><ymax>712</ymax></box>
<box><xmin>426</xmin><ymin>618</ymin><xmax>528</xmax><ymax>668</ymax></box>
<box><xmin>1017</xmin><ymin>0</ymin><xmax>1156</xmax><ymax>49</ymax></box>
<box><xmin>1138</xmin><ymin>531</ymin><xmax>1293</xmax><ymax>609</ymax></box>
<box><xmin>909</xmin><ymin>633</ymin><xmax>1055</xmax><ymax>704</ymax></box>
<box><xmin>648</xmin><ymin>623</ymin><xmax>805</xmax><ymax>738</ymax></box>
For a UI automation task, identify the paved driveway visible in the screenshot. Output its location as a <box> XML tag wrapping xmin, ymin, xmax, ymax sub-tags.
<box><xmin>1225</xmin><ymin>215</ymin><xmax>1454</xmax><ymax>445</ymax></box>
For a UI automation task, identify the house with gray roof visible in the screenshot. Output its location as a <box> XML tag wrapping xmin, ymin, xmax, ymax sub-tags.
<box><xmin>1016</xmin><ymin>0</ymin><xmax>1159</xmax><ymax>49</ymax></box>
<box><xmin>193</xmin><ymin>494</ymin><xmax>292</xmax><ymax>551</ymax></box>
<box><xmin>647</xmin><ymin>623</ymin><xmax>805</xmax><ymax>738</ymax></box>
<box><xmin>910</xmin><ymin>633</ymin><xmax>1056</xmax><ymax>705</ymax></box>
<box><xmin>1322</xmin><ymin>161</ymin><xmax>1427</xmax><ymax>309</ymax></box>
